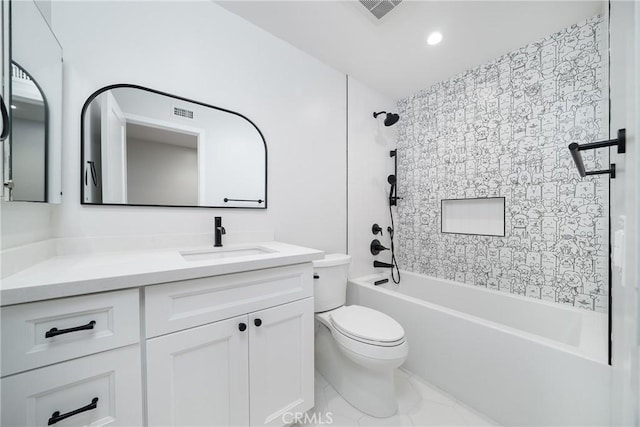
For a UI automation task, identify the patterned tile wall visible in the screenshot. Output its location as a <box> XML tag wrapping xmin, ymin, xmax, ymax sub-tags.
<box><xmin>395</xmin><ymin>15</ymin><xmax>609</xmax><ymax>312</ymax></box>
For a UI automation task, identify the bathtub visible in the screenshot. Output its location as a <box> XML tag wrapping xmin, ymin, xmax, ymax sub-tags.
<box><xmin>347</xmin><ymin>271</ymin><xmax>611</xmax><ymax>426</ymax></box>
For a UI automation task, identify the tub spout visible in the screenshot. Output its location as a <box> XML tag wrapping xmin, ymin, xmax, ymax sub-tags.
<box><xmin>373</xmin><ymin>260</ymin><xmax>394</xmax><ymax>268</ymax></box>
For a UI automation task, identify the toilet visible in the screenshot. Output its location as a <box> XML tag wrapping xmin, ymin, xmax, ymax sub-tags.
<box><xmin>313</xmin><ymin>254</ymin><xmax>408</xmax><ymax>418</ymax></box>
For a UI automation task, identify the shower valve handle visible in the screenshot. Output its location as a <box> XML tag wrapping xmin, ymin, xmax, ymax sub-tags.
<box><xmin>370</xmin><ymin>239</ymin><xmax>389</xmax><ymax>256</ymax></box>
<box><xmin>372</xmin><ymin>224</ymin><xmax>383</xmax><ymax>236</ymax></box>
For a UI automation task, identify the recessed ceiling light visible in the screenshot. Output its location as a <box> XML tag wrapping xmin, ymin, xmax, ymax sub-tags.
<box><xmin>427</xmin><ymin>32</ymin><xmax>443</xmax><ymax>46</ymax></box>
<box><xmin>10</xmin><ymin>105</ymin><xmax>16</xmax><ymax>109</ymax></box>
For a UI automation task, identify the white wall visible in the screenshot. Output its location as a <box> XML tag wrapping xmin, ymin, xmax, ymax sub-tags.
<box><xmin>0</xmin><ymin>202</ymin><xmax>51</xmax><ymax>249</ymax></box>
<box><xmin>347</xmin><ymin>76</ymin><xmax>397</xmax><ymax>277</ymax></box>
<box><xmin>49</xmin><ymin>1</ymin><xmax>347</xmax><ymax>253</ymax></box>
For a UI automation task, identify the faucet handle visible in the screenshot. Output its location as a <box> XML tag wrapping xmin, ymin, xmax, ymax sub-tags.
<box><xmin>219</xmin><ymin>226</ymin><xmax>226</xmax><ymax>235</ymax></box>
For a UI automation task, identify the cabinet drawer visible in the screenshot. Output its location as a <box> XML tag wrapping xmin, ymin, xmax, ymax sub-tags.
<box><xmin>1</xmin><ymin>344</ymin><xmax>143</xmax><ymax>427</ymax></box>
<box><xmin>1</xmin><ymin>289</ymin><xmax>140</xmax><ymax>376</ymax></box>
<box><xmin>145</xmin><ymin>263</ymin><xmax>313</xmax><ymax>337</ymax></box>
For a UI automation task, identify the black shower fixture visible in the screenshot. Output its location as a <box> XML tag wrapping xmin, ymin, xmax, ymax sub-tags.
<box><xmin>388</xmin><ymin>174</ymin><xmax>401</xmax><ymax>206</ymax></box>
<box><xmin>370</xmin><ymin>239</ymin><xmax>389</xmax><ymax>256</ymax></box>
<box><xmin>373</xmin><ymin>111</ymin><xmax>400</xmax><ymax>127</ymax></box>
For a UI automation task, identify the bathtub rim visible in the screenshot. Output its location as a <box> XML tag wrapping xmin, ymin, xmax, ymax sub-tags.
<box><xmin>355</xmin><ymin>270</ymin><xmax>608</xmax><ymax>318</ymax></box>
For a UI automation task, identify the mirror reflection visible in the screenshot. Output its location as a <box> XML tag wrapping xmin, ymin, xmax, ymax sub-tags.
<box><xmin>81</xmin><ymin>85</ymin><xmax>267</xmax><ymax>208</ymax></box>
<box><xmin>7</xmin><ymin>0</ymin><xmax>63</xmax><ymax>203</ymax></box>
<box><xmin>10</xmin><ymin>63</ymin><xmax>47</xmax><ymax>202</ymax></box>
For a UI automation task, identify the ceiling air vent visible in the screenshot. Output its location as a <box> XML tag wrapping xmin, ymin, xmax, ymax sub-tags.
<box><xmin>359</xmin><ymin>0</ymin><xmax>402</xmax><ymax>20</ymax></box>
<box><xmin>173</xmin><ymin>106</ymin><xmax>194</xmax><ymax>119</ymax></box>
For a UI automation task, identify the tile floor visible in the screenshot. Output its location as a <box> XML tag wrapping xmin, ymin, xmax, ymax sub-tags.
<box><xmin>301</xmin><ymin>369</ymin><xmax>498</xmax><ymax>427</ymax></box>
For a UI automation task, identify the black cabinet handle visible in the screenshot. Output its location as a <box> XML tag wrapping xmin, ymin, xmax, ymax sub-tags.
<box><xmin>313</xmin><ymin>274</ymin><xmax>320</xmax><ymax>279</ymax></box>
<box><xmin>254</xmin><ymin>318</ymin><xmax>262</xmax><ymax>327</ymax></box>
<box><xmin>238</xmin><ymin>322</ymin><xmax>247</xmax><ymax>332</ymax></box>
<box><xmin>48</xmin><ymin>397</ymin><xmax>99</xmax><ymax>425</ymax></box>
<box><xmin>45</xmin><ymin>320</ymin><xmax>96</xmax><ymax>338</ymax></box>
<box><xmin>0</xmin><ymin>94</ymin><xmax>9</xmax><ymax>141</ymax></box>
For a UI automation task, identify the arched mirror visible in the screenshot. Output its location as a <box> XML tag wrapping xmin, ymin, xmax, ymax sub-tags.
<box><xmin>81</xmin><ymin>85</ymin><xmax>267</xmax><ymax>208</ymax></box>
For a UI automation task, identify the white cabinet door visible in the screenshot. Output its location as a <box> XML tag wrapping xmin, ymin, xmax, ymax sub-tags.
<box><xmin>1</xmin><ymin>344</ymin><xmax>143</xmax><ymax>427</ymax></box>
<box><xmin>146</xmin><ymin>315</ymin><xmax>250</xmax><ymax>426</ymax></box>
<box><xmin>249</xmin><ymin>298</ymin><xmax>314</xmax><ymax>426</ymax></box>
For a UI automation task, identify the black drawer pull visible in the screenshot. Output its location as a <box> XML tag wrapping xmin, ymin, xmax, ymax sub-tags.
<box><xmin>238</xmin><ymin>322</ymin><xmax>247</xmax><ymax>332</ymax></box>
<box><xmin>48</xmin><ymin>397</ymin><xmax>99</xmax><ymax>425</ymax></box>
<box><xmin>45</xmin><ymin>320</ymin><xmax>96</xmax><ymax>338</ymax></box>
<box><xmin>254</xmin><ymin>318</ymin><xmax>262</xmax><ymax>327</ymax></box>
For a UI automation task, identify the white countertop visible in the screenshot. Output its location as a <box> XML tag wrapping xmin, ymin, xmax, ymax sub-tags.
<box><xmin>1</xmin><ymin>241</ymin><xmax>324</xmax><ymax>306</ymax></box>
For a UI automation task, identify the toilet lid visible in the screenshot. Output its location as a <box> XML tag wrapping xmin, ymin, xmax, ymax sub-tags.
<box><xmin>330</xmin><ymin>305</ymin><xmax>405</xmax><ymax>344</ymax></box>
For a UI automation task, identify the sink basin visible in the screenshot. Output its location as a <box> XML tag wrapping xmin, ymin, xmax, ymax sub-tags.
<box><xmin>180</xmin><ymin>247</ymin><xmax>273</xmax><ymax>262</ymax></box>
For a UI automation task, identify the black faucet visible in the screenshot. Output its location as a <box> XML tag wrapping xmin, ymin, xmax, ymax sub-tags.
<box><xmin>214</xmin><ymin>216</ymin><xmax>226</xmax><ymax>247</ymax></box>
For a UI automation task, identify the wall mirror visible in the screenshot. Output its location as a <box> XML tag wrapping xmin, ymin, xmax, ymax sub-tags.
<box><xmin>2</xmin><ymin>0</ymin><xmax>63</xmax><ymax>202</ymax></box>
<box><xmin>81</xmin><ymin>85</ymin><xmax>268</xmax><ymax>208</ymax></box>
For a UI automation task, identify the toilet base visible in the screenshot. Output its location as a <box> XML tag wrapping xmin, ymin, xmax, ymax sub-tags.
<box><xmin>315</xmin><ymin>322</ymin><xmax>402</xmax><ymax>418</ymax></box>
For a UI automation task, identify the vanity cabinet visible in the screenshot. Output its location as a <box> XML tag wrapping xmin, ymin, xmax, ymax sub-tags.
<box><xmin>1</xmin><ymin>258</ymin><xmax>317</xmax><ymax>426</ymax></box>
<box><xmin>145</xmin><ymin>264</ymin><xmax>314</xmax><ymax>426</ymax></box>
<box><xmin>0</xmin><ymin>289</ymin><xmax>144</xmax><ymax>426</ymax></box>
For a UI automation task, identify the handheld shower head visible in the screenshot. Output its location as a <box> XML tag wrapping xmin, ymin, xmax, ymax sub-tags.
<box><xmin>387</xmin><ymin>174</ymin><xmax>398</xmax><ymax>207</ymax></box>
<box><xmin>373</xmin><ymin>111</ymin><xmax>400</xmax><ymax>127</ymax></box>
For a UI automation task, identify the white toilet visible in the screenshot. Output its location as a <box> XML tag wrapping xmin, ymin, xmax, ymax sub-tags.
<box><xmin>313</xmin><ymin>254</ymin><xmax>408</xmax><ymax>418</ymax></box>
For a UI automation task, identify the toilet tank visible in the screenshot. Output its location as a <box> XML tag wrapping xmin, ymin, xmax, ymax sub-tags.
<box><xmin>312</xmin><ymin>254</ymin><xmax>351</xmax><ymax>312</ymax></box>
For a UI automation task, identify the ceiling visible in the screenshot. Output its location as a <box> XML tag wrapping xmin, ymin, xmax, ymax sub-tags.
<box><xmin>216</xmin><ymin>0</ymin><xmax>605</xmax><ymax>100</ymax></box>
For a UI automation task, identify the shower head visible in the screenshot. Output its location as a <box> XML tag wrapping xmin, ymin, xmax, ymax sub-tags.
<box><xmin>373</xmin><ymin>111</ymin><xmax>400</xmax><ymax>127</ymax></box>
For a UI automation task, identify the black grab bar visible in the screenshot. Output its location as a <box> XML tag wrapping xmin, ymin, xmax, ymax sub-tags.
<box><xmin>223</xmin><ymin>198</ymin><xmax>263</xmax><ymax>204</ymax></box>
<box><xmin>568</xmin><ymin>128</ymin><xmax>626</xmax><ymax>179</ymax></box>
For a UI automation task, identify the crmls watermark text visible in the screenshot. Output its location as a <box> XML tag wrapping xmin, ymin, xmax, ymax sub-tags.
<box><xmin>281</xmin><ymin>411</ymin><xmax>334</xmax><ymax>425</ymax></box>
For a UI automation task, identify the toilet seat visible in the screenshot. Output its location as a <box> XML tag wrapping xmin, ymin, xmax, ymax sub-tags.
<box><xmin>330</xmin><ymin>305</ymin><xmax>405</xmax><ymax>347</ymax></box>
<box><xmin>330</xmin><ymin>324</ymin><xmax>409</xmax><ymax>361</ymax></box>
<box><xmin>315</xmin><ymin>305</ymin><xmax>407</xmax><ymax>361</ymax></box>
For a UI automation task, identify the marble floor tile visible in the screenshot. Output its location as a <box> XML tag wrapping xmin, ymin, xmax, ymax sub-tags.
<box><xmin>303</xmin><ymin>369</ymin><xmax>499</xmax><ymax>427</ymax></box>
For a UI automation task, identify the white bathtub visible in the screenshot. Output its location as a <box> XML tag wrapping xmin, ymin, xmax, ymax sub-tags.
<box><xmin>347</xmin><ymin>271</ymin><xmax>611</xmax><ymax>426</ymax></box>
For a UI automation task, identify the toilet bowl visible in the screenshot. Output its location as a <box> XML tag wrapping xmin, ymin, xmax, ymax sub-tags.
<box><xmin>313</xmin><ymin>254</ymin><xmax>408</xmax><ymax>418</ymax></box>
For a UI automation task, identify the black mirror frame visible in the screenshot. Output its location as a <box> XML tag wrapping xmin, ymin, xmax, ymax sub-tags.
<box><xmin>80</xmin><ymin>84</ymin><xmax>268</xmax><ymax>209</ymax></box>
